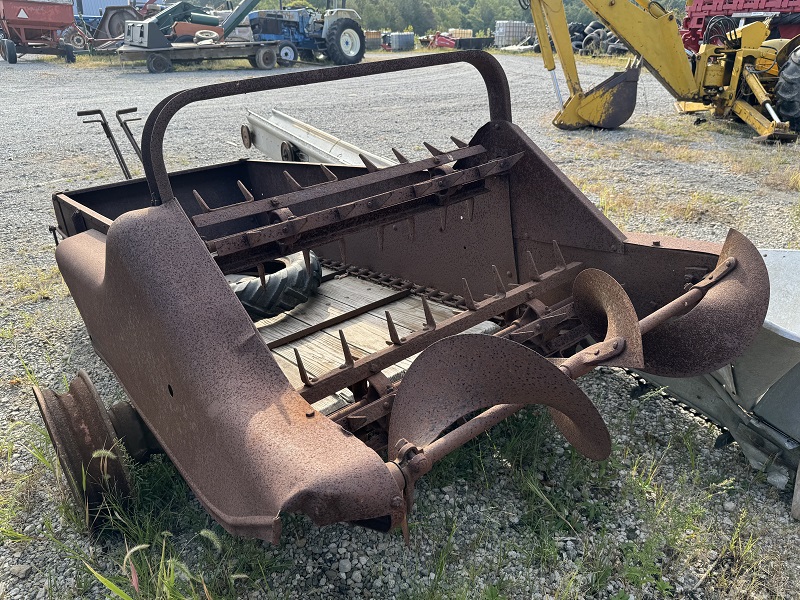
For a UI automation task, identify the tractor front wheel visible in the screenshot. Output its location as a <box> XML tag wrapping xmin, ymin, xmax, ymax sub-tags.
<box><xmin>325</xmin><ymin>18</ymin><xmax>365</xmax><ymax>65</ymax></box>
<box><xmin>277</xmin><ymin>40</ymin><xmax>298</xmax><ymax>66</ymax></box>
<box><xmin>775</xmin><ymin>47</ymin><xmax>800</xmax><ymax>133</ymax></box>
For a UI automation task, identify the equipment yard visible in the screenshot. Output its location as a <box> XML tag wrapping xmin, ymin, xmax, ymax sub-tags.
<box><xmin>1</xmin><ymin>51</ymin><xmax>800</xmax><ymax>599</ymax></box>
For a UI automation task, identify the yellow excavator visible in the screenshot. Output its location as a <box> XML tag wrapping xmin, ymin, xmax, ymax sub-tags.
<box><xmin>525</xmin><ymin>0</ymin><xmax>800</xmax><ymax>141</ymax></box>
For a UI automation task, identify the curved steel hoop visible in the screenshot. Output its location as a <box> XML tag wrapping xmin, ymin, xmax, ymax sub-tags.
<box><xmin>140</xmin><ymin>51</ymin><xmax>513</xmax><ymax>205</ymax></box>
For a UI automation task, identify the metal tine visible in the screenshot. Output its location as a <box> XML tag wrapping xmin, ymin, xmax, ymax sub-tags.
<box><xmin>359</xmin><ymin>154</ymin><xmax>380</xmax><ymax>173</ymax></box>
<box><xmin>236</xmin><ymin>180</ymin><xmax>255</xmax><ymax>202</ymax></box>
<box><xmin>405</xmin><ymin>217</ymin><xmax>415</xmax><ymax>242</ymax></box>
<box><xmin>423</xmin><ymin>141</ymin><xmax>445</xmax><ymax>156</ymax></box>
<box><xmin>391</xmin><ymin>148</ymin><xmax>410</xmax><ymax>164</ymax></box>
<box><xmin>552</xmin><ymin>240</ymin><xmax>567</xmax><ymax>270</ymax></box>
<box><xmin>450</xmin><ymin>136</ymin><xmax>468</xmax><ymax>148</ymax></box>
<box><xmin>338</xmin><ymin>239</ymin><xmax>347</xmax><ymax>264</ymax></box>
<box><xmin>293</xmin><ymin>348</ymin><xmax>315</xmax><ymax>386</ymax></box>
<box><xmin>338</xmin><ymin>330</ymin><xmax>355</xmax><ymax>369</ymax></box>
<box><xmin>257</xmin><ymin>263</ymin><xmax>267</xmax><ymax>289</ymax></box>
<box><xmin>466</xmin><ymin>197</ymin><xmax>475</xmax><ymax>222</ymax></box>
<box><xmin>283</xmin><ymin>171</ymin><xmax>305</xmax><ymax>192</ymax></box>
<box><xmin>320</xmin><ymin>165</ymin><xmax>338</xmax><ymax>182</ymax></box>
<box><xmin>302</xmin><ymin>249</ymin><xmax>312</xmax><ymax>277</ymax></box>
<box><xmin>526</xmin><ymin>251</ymin><xmax>541</xmax><ymax>282</ymax></box>
<box><xmin>462</xmin><ymin>278</ymin><xmax>478</xmax><ymax>311</ymax></box>
<box><xmin>377</xmin><ymin>225</ymin><xmax>386</xmax><ymax>251</ymax></box>
<box><xmin>385</xmin><ymin>311</ymin><xmax>404</xmax><ymax>345</ymax></box>
<box><xmin>421</xmin><ymin>297</ymin><xmax>437</xmax><ymax>331</ymax></box>
<box><xmin>192</xmin><ymin>189</ymin><xmax>211</xmax><ymax>213</ymax></box>
<box><xmin>439</xmin><ymin>206</ymin><xmax>447</xmax><ymax>232</ymax></box>
<box><xmin>491</xmin><ymin>265</ymin><xmax>506</xmax><ymax>297</ymax></box>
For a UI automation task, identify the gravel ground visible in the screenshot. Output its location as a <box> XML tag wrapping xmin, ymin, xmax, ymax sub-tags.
<box><xmin>1</xmin><ymin>51</ymin><xmax>799</xmax><ymax>599</ymax></box>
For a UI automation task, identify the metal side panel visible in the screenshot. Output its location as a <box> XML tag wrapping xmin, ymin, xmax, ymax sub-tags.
<box><xmin>246</xmin><ymin>109</ymin><xmax>397</xmax><ymax>168</ymax></box>
<box><xmin>54</xmin><ymin>199</ymin><xmax>404</xmax><ymax>543</ymax></box>
<box><xmin>754</xmin><ymin>362</ymin><xmax>800</xmax><ymax>442</ymax></box>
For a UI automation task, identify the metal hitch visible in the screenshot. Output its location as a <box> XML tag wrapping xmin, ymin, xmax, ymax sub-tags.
<box><xmin>41</xmin><ymin>51</ymin><xmax>770</xmax><ymax>542</ymax></box>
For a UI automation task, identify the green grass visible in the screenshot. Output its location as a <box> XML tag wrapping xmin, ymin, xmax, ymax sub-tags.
<box><xmin>4</xmin><ymin>364</ymin><xmax>784</xmax><ymax>599</ymax></box>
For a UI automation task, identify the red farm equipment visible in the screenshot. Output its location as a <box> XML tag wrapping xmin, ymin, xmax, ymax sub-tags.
<box><xmin>681</xmin><ymin>0</ymin><xmax>800</xmax><ymax>52</ymax></box>
<box><xmin>0</xmin><ymin>0</ymin><xmax>77</xmax><ymax>62</ymax></box>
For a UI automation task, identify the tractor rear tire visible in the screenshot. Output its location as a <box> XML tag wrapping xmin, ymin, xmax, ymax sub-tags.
<box><xmin>226</xmin><ymin>251</ymin><xmax>322</xmax><ymax>321</ymax></box>
<box><xmin>325</xmin><ymin>18</ymin><xmax>365</xmax><ymax>65</ymax></box>
<box><xmin>253</xmin><ymin>46</ymin><xmax>277</xmax><ymax>70</ymax></box>
<box><xmin>277</xmin><ymin>40</ymin><xmax>298</xmax><ymax>66</ymax></box>
<box><xmin>775</xmin><ymin>47</ymin><xmax>800</xmax><ymax>133</ymax></box>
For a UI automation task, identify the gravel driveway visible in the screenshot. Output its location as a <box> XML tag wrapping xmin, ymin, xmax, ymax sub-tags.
<box><xmin>0</xmin><ymin>51</ymin><xmax>798</xmax><ymax>599</ymax></box>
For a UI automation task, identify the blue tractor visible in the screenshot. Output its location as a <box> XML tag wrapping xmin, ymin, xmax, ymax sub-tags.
<box><xmin>248</xmin><ymin>0</ymin><xmax>365</xmax><ymax>65</ymax></box>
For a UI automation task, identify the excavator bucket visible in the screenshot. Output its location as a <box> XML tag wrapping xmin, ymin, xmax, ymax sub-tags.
<box><xmin>554</xmin><ymin>65</ymin><xmax>641</xmax><ymax>130</ymax></box>
<box><xmin>39</xmin><ymin>52</ymin><xmax>771</xmax><ymax>542</ymax></box>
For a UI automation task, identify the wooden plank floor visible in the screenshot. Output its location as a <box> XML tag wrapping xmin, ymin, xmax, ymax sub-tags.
<box><xmin>256</xmin><ymin>269</ymin><xmax>459</xmax><ymax>410</ymax></box>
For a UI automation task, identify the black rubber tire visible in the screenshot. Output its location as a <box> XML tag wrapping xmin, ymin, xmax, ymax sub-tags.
<box><xmin>3</xmin><ymin>38</ymin><xmax>17</xmax><ymax>64</ymax></box>
<box><xmin>583</xmin><ymin>33</ymin><xmax>600</xmax><ymax>54</ymax></box>
<box><xmin>64</xmin><ymin>44</ymin><xmax>76</xmax><ymax>63</ymax></box>
<box><xmin>247</xmin><ymin>55</ymin><xmax>258</xmax><ymax>68</ymax></box>
<box><xmin>147</xmin><ymin>53</ymin><xmax>172</xmax><ymax>74</ymax></box>
<box><xmin>298</xmin><ymin>48</ymin><xmax>315</xmax><ymax>62</ymax></box>
<box><xmin>253</xmin><ymin>45</ymin><xmax>277</xmax><ymax>70</ymax></box>
<box><xmin>226</xmin><ymin>251</ymin><xmax>322</xmax><ymax>321</ymax></box>
<box><xmin>324</xmin><ymin>18</ymin><xmax>365</xmax><ymax>65</ymax></box>
<box><xmin>277</xmin><ymin>40</ymin><xmax>298</xmax><ymax>66</ymax></box>
<box><xmin>775</xmin><ymin>47</ymin><xmax>800</xmax><ymax>133</ymax></box>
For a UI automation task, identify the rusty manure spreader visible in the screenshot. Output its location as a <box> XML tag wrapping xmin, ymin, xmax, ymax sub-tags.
<box><xmin>37</xmin><ymin>52</ymin><xmax>771</xmax><ymax>544</ymax></box>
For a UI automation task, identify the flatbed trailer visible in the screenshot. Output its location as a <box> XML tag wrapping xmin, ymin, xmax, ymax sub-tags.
<box><xmin>117</xmin><ymin>39</ymin><xmax>280</xmax><ymax>73</ymax></box>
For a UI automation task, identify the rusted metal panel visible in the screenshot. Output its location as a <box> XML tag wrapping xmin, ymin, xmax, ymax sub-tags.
<box><xmin>40</xmin><ymin>51</ymin><xmax>772</xmax><ymax>542</ymax></box>
<box><xmin>55</xmin><ymin>202</ymin><xmax>405</xmax><ymax>541</ymax></box>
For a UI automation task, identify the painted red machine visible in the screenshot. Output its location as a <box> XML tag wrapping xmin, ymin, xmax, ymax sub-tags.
<box><xmin>0</xmin><ymin>0</ymin><xmax>76</xmax><ymax>62</ymax></box>
<box><xmin>681</xmin><ymin>0</ymin><xmax>800</xmax><ymax>52</ymax></box>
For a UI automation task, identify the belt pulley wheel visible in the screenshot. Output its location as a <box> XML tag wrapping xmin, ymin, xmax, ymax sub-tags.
<box><xmin>34</xmin><ymin>370</ymin><xmax>132</xmax><ymax>517</ymax></box>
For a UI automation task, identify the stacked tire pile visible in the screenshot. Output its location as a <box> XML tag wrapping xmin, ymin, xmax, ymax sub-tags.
<box><xmin>532</xmin><ymin>20</ymin><xmax>628</xmax><ymax>56</ymax></box>
<box><xmin>578</xmin><ymin>20</ymin><xmax>628</xmax><ymax>56</ymax></box>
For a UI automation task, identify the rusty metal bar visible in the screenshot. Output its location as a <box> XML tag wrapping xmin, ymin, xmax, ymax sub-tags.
<box><xmin>424</xmin><ymin>403</ymin><xmax>519</xmax><ymax>464</ymax></box>
<box><xmin>141</xmin><ymin>51</ymin><xmax>513</xmax><ymax>206</ymax></box>
<box><xmin>266</xmin><ymin>290</ymin><xmax>411</xmax><ymax>350</ymax></box>
<box><xmin>194</xmin><ymin>145</ymin><xmax>487</xmax><ymax>230</ymax></box>
<box><xmin>298</xmin><ymin>261</ymin><xmax>581</xmax><ymax>404</ymax></box>
<box><xmin>208</xmin><ymin>153</ymin><xmax>518</xmax><ymax>257</ymax></box>
<box><xmin>639</xmin><ymin>257</ymin><xmax>736</xmax><ymax>334</ymax></box>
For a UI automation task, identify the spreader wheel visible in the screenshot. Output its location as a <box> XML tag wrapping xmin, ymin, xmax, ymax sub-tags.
<box><xmin>34</xmin><ymin>370</ymin><xmax>132</xmax><ymax>515</ymax></box>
